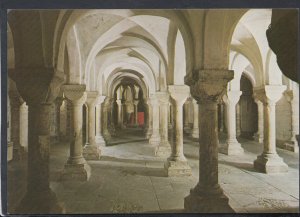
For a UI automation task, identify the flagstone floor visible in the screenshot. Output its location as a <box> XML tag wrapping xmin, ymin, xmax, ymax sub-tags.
<box><xmin>7</xmin><ymin>128</ymin><xmax>299</xmax><ymax>214</ymax></box>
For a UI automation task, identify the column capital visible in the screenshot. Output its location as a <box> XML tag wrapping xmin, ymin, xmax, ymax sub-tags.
<box><xmin>254</xmin><ymin>85</ymin><xmax>287</xmax><ymax>104</ymax></box>
<box><xmin>9</xmin><ymin>67</ymin><xmax>65</xmax><ymax>105</ymax></box>
<box><xmin>168</xmin><ymin>85</ymin><xmax>190</xmax><ymax>106</ymax></box>
<box><xmin>133</xmin><ymin>99</ymin><xmax>139</xmax><ymax>106</ymax></box>
<box><xmin>63</xmin><ymin>84</ymin><xmax>86</xmax><ymax>105</ymax></box>
<box><xmin>192</xmin><ymin>98</ymin><xmax>198</xmax><ymax>105</ymax></box>
<box><xmin>86</xmin><ymin>91</ymin><xmax>99</xmax><ymax>107</ymax></box>
<box><xmin>185</xmin><ymin>69</ymin><xmax>234</xmax><ymax>103</ymax></box>
<box><xmin>149</xmin><ymin>94</ymin><xmax>159</xmax><ymax>106</ymax></box>
<box><xmin>134</xmin><ymin>85</ymin><xmax>140</xmax><ymax>99</ymax></box>
<box><xmin>223</xmin><ymin>90</ymin><xmax>242</xmax><ymax>105</ymax></box>
<box><xmin>103</xmin><ymin>96</ymin><xmax>111</xmax><ymax>107</ymax></box>
<box><xmin>9</xmin><ymin>92</ymin><xmax>24</xmax><ymax>108</ymax></box>
<box><xmin>97</xmin><ymin>95</ymin><xmax>106</xmax><ymax>105</ymax></box>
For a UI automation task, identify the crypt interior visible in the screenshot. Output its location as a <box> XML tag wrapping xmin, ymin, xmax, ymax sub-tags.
<box><xmin>5</xmin><ymin>9</ymin><xmax>299</xmax><ymax>214</ymax></box>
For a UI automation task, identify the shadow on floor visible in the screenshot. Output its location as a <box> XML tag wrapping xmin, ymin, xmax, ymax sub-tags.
<box><xmin>98</xmin><ymin>156</ymin><xmax>149</xmax><ymax>164</ymax></box>
<box><xmin>218</xmin><ymin>160</ymin><xmax>257</xmax><ymax>173</ymax></box>
<box><xmin>88</xmin><ymin>157</ymin><xmax>167</xmax><ymax>178</ymax></box>
<box><xmin>184</xmin><ymin>153</ymin><xmax>199</xmax><ymax>160</ymax></box>
<box><xmin>107</xmin><ymin>139</ymin><xmax>148</xmax><ymax>146</ymax></box>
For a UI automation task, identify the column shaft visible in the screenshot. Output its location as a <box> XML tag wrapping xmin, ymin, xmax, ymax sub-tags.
<box><xmin>253</xmin><ymin>86</ymin><xmax>288</xmax><ymax>173</ymax></box>
<box><xmin>191</xmin><ymin>99</ymin><xmax>199</xmax><ymax>138</ymax></box>
<box><xmin>16</xmin><ymin>103</ymin><xmax>64</xmax><ymax>213</ymax></box>
<box><xmin>149</xmin><ymin>97</ymin><xmax>160</xmax><ymax>146</ymax></box>
<box><xmin>254</xmin><ymin>100</ymin><xmax>264</xmax><ymax>143</ymax></box>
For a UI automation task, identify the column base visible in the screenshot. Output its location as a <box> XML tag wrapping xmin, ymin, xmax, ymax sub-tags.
<box><xmin>83</xmin><ymin>144</ymin><xmax>101</xmax><ymax>160</ymax></box>
<box><xmin>95</xmin><ymin>135</ymin><xmax>106</xmax><ymax>146</ymax></box>
<box><xmin>254</xmin><ymin>153</ymin><xmax>288</xmax><ymax>173</ymax></box>
<box><xmin>103</xmin><ymin>131</ymin><xmax>111</xmax><ymax>142</ymax></box>
<box><xmin>191</xmin><ymin>129</ymin><xmax>199</xmax><ymax>139</ymax></box>
<box><xmin>164</xmin><ymin>159</ymin><xmax>192</xmax><ymax>176</ymax></box>
<box><xmin>254</xmin><ymin>133</ymin><xmax>263</xmax><ymax>143</ymax></box>
<box><xmin>278</xmin><ymin>140</ymin><xmax>299</xmax><ymax>153</ymax></box>
<box><xmin>61</xmin><ymin>162</ymin><xmax>91</xmax><ymax>181</ymax></box>
<box><xmin>221</xmin><ymin>140</ymin><xmax>244</xmax><ymax>155</ymax></box>
<box><xmin>184</xmin><ymin>190</ymin><xmax>234</xmax><ymax>213</ymax></box>
<box><xmin>15</xmin><ymin>189</ymin><xmax>65</xmax><ymax>214</ymax></box>
<box><xmin>184</xmin><ymin>126</ymin><xmax>192</xmax><ymax>134</ymax></box>
<box><xmin>145</xmin><ymin>128</ymin><xmax>153</xmax><ymax>139</ymax></box>
<box><xmin>149</xmin><ymin>134</ymin><xmax>160</xmax><ymax>146</ymax></box>
<box><xmin>156</xmin><ymin>145</ymin><xmax>171</xmax><ymax>157</ymax></box>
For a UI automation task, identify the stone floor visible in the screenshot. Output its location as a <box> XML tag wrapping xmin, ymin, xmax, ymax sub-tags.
<box><xmin>7</xmin><ymin>128</ymin><xmax>299</xmax><ymax>214</ymax></box>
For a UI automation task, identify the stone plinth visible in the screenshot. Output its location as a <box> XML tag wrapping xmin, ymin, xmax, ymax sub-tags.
<box><xmin>184</xmin><ymin>188</ymin><xmax>234</xmax><ymax>213</ymax></box>
<box><xmin>83</xmin><ymin>145</ymin><xmax>101</xmax><ymax>160</ymax></box>
<box><xmin>254</xmin><ymin>153</ymin><xmax>288</xmax><ymax>173</ymax></box>
<box><xmin>16</xmin><ymin>189</ymin><xmax>65</xmax><ymax>214</ymax></box>
<box><xmin>164</xmin><ymin>159</ymin><xmax>192</xmax><ymax>177</ymax></box>
<box><xmin>61</xmin><ymin>163</ymin><xmax>91</xmax><ymax>181</ymax></box>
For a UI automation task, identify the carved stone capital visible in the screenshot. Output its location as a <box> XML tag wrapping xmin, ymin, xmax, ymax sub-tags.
<box><xmin>223</xmin><ymin>91</ymin><xmax>242</xmax><ymax>106</ymax></box>
<box><xmin>9</xmin><ymin>67</ymin><xmax>65</xmax><ymax>105</ymax></box>
<box><xmin>168</xmin><ymin>85</ymin><xmax>190</xmax><ymax>106</ymax></box>
<box><xmin>97</xmin><ymin>95</ymin><xmax>106</xmax><ymax>105</ymax></box>
<box><xmin>86</xmin><ymin>91</ymin><xmax>99</xmax><ymax>107</ymax></box>
<box><xmin>185</xmin><ymin>69</ymin><xmax>234</xmax><ymax>103</ymax></box>
<box><xmin>254</xmin><ymin>85</ymin><xmax>287</xmax><ymax>105</ymax></box>
<box><xmin>63</xmin><ymin>85</ymin><xmax>86</xmax><ymax>105</ymax></box>
<box><xmin>103</xmin><ymin>96</ymin><xmax>111</xmax><ymax>107</ymax></box>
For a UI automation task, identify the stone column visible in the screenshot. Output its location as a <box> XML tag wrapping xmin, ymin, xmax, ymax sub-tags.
<box><xmin>9</xmin><ymin>93</ymin><xmax>24</xmax><ymax>160</ymax></box>
<box><xmin>168</xmin><ymin>104</ymin><xmax>173</xmax><ymax>129</ymax></box>
<box><xmin>109</xmin><ymin>98</ymin><xmax>117</xmax><ymax>136</ymax></box>
<box><xmin>83</xmin><ymin>92</ymin><xmax>101</xmax><ymax>160</ymax></box>
<box><xmin>133</xmin><ymin>99</ymin><xmax>139</xmax><ymax>126</ymax></box>
<box><xmin>13</xmin><ymin>68</ymin><xmax>65</xmax><ymax>213</ymax></box>
<box><xmin>103</xmin><ymin>97</ymin><xmax>111</xmax><ymax>141</ymax></box>
<box><xmin>253</xmin><ymin>85</ymin><xmax>288</xmax><ymax>173</ymax></box>
<box><xmin>156</xmin><ymin>92</ymin><xmax>171</xmax><ymax>156</ymax></box>
<box><xmin>184</xmin><ymin>69</ymin><xmax>235</xmax><ymax>213</ymax></box>
<box><xmin>145</xmin><ymin>98</ymin><xmax>153</xmax><ymax>139</ymax></box>
<box><xmin>191</xmin><ymin>99</ymin><xmax>199</xmax><ymax>139</ymax></box>
<box><xmin>222</xmin><ymin>91</ymin><xmax>244</xmax><ymax>155</ymax></box>
<box><xmin>95</xmin><ymin>96</ymin><xmax>106</xmax><ymax>145</ymax></box>
<box><xmin>149</xmin><ymin>95</ymin><xmax>160</xmax><ymax>147</ymax></box>
<box><xmin>116</xmin><ymin>99</ymin><xmax>123</xmax><ymax>128</ymax></box>
<box><xmin>61</xmin><ymin>85</ymin><xmax>91</xmax><ymax>181</ymax></box>
<box><xmin>254</xmin><ymin>97</ymin><xmax>264</xmax><ymax>143</ymax></box>
<box><xmin>284</xmin><ymin>90</ymin><xmax>299</xmax><ymax>152</ymax></box>
<box><xmin>50</xmin><ymin>97</ymin><xmax>63</xmax><ymax>144</ymax></box>
<box><xmin>219</xmin><ymin>103</ymin><xmax>225</xmax><ymax>132</ymax></box>
<box><xmin>165</xmin><ymin>85</ymin><xmax>192</xmax><ymax>176</ymax></box>
<box><xmin>183</xmin><ymin>99</ymin><xmax>191</xmax><ymax>134</ymax></box>
<box><xmin>236</xmin><ymin>103</ymin><xmax>241</xmax><ymax>137</ymax></box>
<box><xmin>20</xmin><ymin>102</ymin><xmax>29</xmax><ymax>151</ymax></box>
<box><xmin>7</xmin><ymin>97</ymin><xmax>13</xmax><ymax>161</ymax></box>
